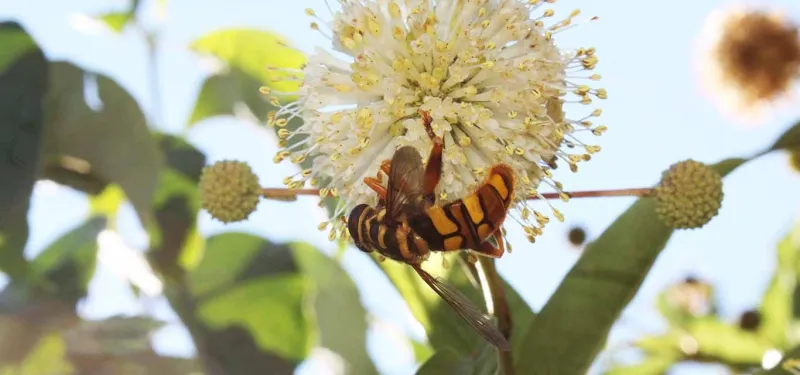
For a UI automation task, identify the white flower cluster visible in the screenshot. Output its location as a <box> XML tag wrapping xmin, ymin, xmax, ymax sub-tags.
<box><xmin>266</xmin><ymin>0</ymin><xmax>606</xmax><ymax>244</ymax></box>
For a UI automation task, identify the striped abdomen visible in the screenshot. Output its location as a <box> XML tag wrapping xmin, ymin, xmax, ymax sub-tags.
<box><xmin>407</xmin><ymin>164</ymin><xmax>516</xmax><ymax>252</ymax></box>
<box><xmin>346</xmin><ymin>204</ymin><xmax>431</xmax><ymax>264</ymax></box>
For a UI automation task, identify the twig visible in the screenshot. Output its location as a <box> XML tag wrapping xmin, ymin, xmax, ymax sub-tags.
<box><xmin>261</xmin><ymin>187</ymin><xmax>654</xmax><ymax>201</ymax></box>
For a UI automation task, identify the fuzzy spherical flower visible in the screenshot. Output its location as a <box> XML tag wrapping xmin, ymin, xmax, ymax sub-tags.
<box><xmin>199</xmin><ymin>160</ymin><xmax>262</xmax><ymax>223</ymax></box>
<box><xmin>696</xmin><ymin>6</ymin><xmax>800</xmax><ymax>119</ymax></box>
<box><xmin>654</xmin><ymin>160</ymin><xmax>724</xmax><ymax>230</ymax></box>
<box><xmin>266</xmin><ymin>0</ymin><xmax>606</xmax><ymax>242</ymax></box>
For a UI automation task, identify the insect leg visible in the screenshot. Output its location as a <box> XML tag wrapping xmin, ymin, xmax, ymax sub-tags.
<box><xmin>473</xmin><ymin>230</ymin><xmax>505</xmax><ymax>258</ymax></box>
<box><xmin>419</xmin><ymin>111</ymin><xmax>444</xmax><ymax>200</ymax></box>
<box><xmin>363</xmin><ymin>177</ymin><xmax>388</xmax><ymax>200</ymax></box>
<box><xmin>379</xmin><ymin>159</ymin><xmax>392</xmax><ymax>177</ymax></box>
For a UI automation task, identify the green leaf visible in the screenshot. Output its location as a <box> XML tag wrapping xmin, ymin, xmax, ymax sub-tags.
<box><xmin>0</xmin><ymin>218</ymin><xmax>100</xmax><ymax>365</ymax></box>
<box><xmin>602</xmin><ymin>355</ymin><xmax>678</xmax><ymax>375</ymax></box>
<box><xmin>293</xmin><ymin>243</ymin><xmax>377</xmax><ymax>374</ymax></box>
<box><xmin>32</xmin><ymin>216</ymin><xmax>106</xmax><ymax>300</ymax></box>
<box><xmin>688</xmin><ymin>317</ymin><xmax>771</xmax><ymax>366</ymax></box>
<box><xmin>0</xmin><ymin>334</ymin><xmax>74</xmax><ymax>375</ymax></box>
<box><xmin>146</xmin><ymin>133</ymin><xmax>205</xmax><ymax>276</ymax></box>
<box><xmin>0</xmin><ymin>23</ymin><xmax>38</xmax><ymax>74</ymax></box>
<box><xmin>764</xmin><ymin>345</ymin><xmax>800</xmax><ymax>374</ymax></box>
<box><xmin>416</xmin><ymin>342</ymin><xmax>499</xmax><ymax>375</ymax></box>
<box><xmin>635</xmin><ymin>333</ymin><xmax>682</xmax><ymax>357</ymax></box>
<box><xmin>514</xmin><ymin>118</ymin><xmax>800</xmax><ymax>374</ymax></box>
<box><xmin>96</xmin><ymin>12</ymin><xmax>133</xmax><ymax>33</ymax></box>
<box><xmin>93</xmin><ymin>0</ymin><xmax>141</xmax><ymax>33</ymax></box>
<box><xmin>0</xmin><ymin>22</ymin><xmax>47</xmax><ymax>282</ymax></box>
<box><xmin>378</xmin><ymin>254</ymin><xmax>535</xmax><ymax>363</ymax></box>
<box><xmin>188</xmin><ymin>68</ymin><xmax>272</xmax><ymax>126</ymax></box>
<box><xmin>186</xmin><ymin>29</ymin><xmax>344</xmax><ymax>216</ymax></box>
<box><xmin>187</xmin><ymin>28</ymin><xmax>305</xmax><ymax>127</ymax></box>
<box><xmin>198</xmin><ymin>275</ymin><xmax>312</xmax><ymax>362</ymax></box>
<box><xmin>190</xmin><ymin>29</ymin><xmax>304</xmax><ymax>99</ymax></box>
<box><xmin>514</xmin><ymin>196</ymin><xmax>673</xmax><ymax>374</ymax></box>
<box><xmin>416</xmin><ymin>347</ymin><xmax>471</xmax><ymax>375</ymax></box>
<box><xmin>759</xmin><ymin>220</ymin><xmax>800</xmax><ymax>348</ymax></box>
<box><xmin>41</xmin><ymin>61</ymin><xmax>162</xmax><ymax>226</ymax></box>
<box><xmin>191</xmin><ymin>233</ymin><xmax>315</xmax><ymax>362</ymax></box>
<box><xmin>379</xmin><ymin>258</ymin><xmax>485</xmax><ymax>354</ymax></box>
<box><xmin>767</xmin><ymin>120</ymin><xmax>800</xmax><ymax>153</ymax></box>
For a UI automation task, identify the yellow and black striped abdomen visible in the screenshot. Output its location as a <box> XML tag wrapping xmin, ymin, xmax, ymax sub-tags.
<box><xmin>347</xmin><ymin>204</ymin><xmax>376</xmax><ymax>254</ymax></box>
<box><xmin>407</xmin><ymin>164</ymin><xmax>516</xmax><ymax>253</ymax></box>
<box><xmin>347</xmin><ymin>204</ymin><xmax>430</xmax><ymax>264</ymax></box>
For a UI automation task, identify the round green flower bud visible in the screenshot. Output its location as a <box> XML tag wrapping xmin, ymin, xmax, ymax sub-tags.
<box><xmin>654</xmin><ymin>160</ymin><xmax>723</xmax><ymax>230</ymax></box>
<box><xmin>199</xmin><ymin>160</ymin><xmax>261</xmax><ymax>223</ymax></box>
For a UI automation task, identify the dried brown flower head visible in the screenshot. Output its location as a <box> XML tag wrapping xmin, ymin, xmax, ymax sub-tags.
<box><xmin>697</xmin><ymin>7</ymin><xmax>800</xmax><ymax>120</ymax></box>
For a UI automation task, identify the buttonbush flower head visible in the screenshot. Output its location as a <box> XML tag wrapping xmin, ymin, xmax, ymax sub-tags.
<box><xmin>265</xmin><ymin>0</ymin><xmax>606</xmax><ymax>242</ymax></box>
<box><xmin>696</xmin><ymin>6</ymin><xmax>800</xmax><ymax>120</ymax></box>
<box><xmin>653</xmin><ymin>160</ymin><xmax>723</xmax><ymax>230</ymax></box>
<box><xmin>199</xmin><ymin>160</ymin><xmax>262</xmax><ymax>223</ymax></box>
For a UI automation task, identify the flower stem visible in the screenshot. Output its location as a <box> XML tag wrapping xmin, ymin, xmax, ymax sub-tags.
<box><xmin>261</xmin><ymin>187</ymin><xmax>654</xmax><ymax>201</ymax></box>
<box><xmin>476</xmin><ymin>257</ymin><xmax>515</xmax><ymax>375</ymax></box>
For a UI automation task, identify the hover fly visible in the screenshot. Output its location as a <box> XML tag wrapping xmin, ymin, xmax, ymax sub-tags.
<box><xmin>346</xmin><ymin>111</ymin><xmax>517</xmax><ymax>351</ymax></box>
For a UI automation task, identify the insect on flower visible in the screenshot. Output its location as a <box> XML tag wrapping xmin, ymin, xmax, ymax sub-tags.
<box><xmin>267</xmin><ymin>0</ymin><xmax>607</xmax><ymax>247</ymax></box>
<box><xmin>346</xmin><ymin>111</ymin><xmax>515</xmax><ymax>350</ymax></box>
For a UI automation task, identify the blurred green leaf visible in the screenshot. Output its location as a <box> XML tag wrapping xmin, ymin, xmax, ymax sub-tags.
<box><xmin>764</xmin><ymin>344</ymin><xmax>800</xmax><ymax>374</ymax></box>
<box><xmin>188</xmin><ymin>68</ymin><xmax>271</xmax><ymax>126</ymax></box>
<box><xmin>416</xmin><ymin>347</ymin><xmax>470</xmax><ymax>375</ymax></box>
<box><xmin>32</xmin><ymin>216</ymin><xmax>106</xmax><ymax>300</ymax></box>
<box><xmin>0</xmin><ymin>22</ymin><xmax>47</xmax><ymax>281</ymax></box>
<box><xmin>379</xmin><ymin>258</ymin><xmax>485</xmax><ymax>355</ymax></box>
<box><xmin>514</xmin><ymin>119</ymin><xmax>800</xmax><ymax>374</ymax></box>
<box><xmin>187</xmin><ymin>29</ymin><xmax>342</xmax><ymax>217</ymax></box>
<box><xmin>192</xmin><ymin>233</ymin><xmax>315</xmax><ymax>362</ymax></box>
<box><xmin>293</xmin><ymin>243</ymin><xmax>377</xmax><ymax>374</ymax></box>
<box><xmin>379</xmin><ymin>254</ymin><xmax>534</xmax><ymax>363</ymax></box>
<box><xmin>198</xmin><ymin>275</ymin><xmax>312</xmax><ymax>362</ymax></box>
<box><xmin>0</xmin><ymin>334</ymin><xmax>74</xmax><ymax>375</ymax></box>
<box><xmin>656</xmin><ymin>279</ymin><xmax>715</xmax><ymax>328</ymax></box>
<box><xmin>96</xmin><ymin>12</ymin><xmax>133</xmax><ymax>33</ymax></box>
<box><xmin>759</xmin><ymin>220</ymin><xmax>800</xmax><ymax>348</ymax></box>
<box><xmin>147</xmin><ymin>134</ymin><xmax>205</xmax><ymax>276</ymax></box>
<box><xmin>688</xmin><ymin>317</ymin><xmax>771</xmax><ymax>366</ymax></box>
<box><xmin>187</xmin><ymin>28</ymin><xmax>304</xmax><ymax>127</ymax></box>
<box><xmin>603</xmin><ymin>355</ymin><xmax>678</xmax><ymax>375</ymax></box>
<box><xmin>416</xmin><ymin>342</ymin><xmax>499</xmax><ymax>375</ymax></box>
<box><xmin>0</xmin><ymin>23</ymin><xmax>38</xmax><ymax>74</ymax></box>
<box><xmin>93</xmin><ymin>0</ymin><xmax>140</xmax><ymax>33</ymax></box>
<box><xmin>42</xmin><ymin>61</ymin><xmax>162</xmax><ymax>226</ymax></box>
<box><xmin>412</xmin><ymin>339</ymin><xmax>435</xmax><ymax>363</ymax></box>
<box><xmin>190</xmin><ymin>28</ymin><xmax>304</xmax><ymax>100</ymax></box>
<box><xmin>0</xmin><ymin>217</ymin><xmax>102</xmax><ymax>365</ymax></box>
<box><xmin>635</xmin><ymin>333</ymin><xmax>682</xmax><ymax>357</ymax></box>
<box><xmin>190</xmin><ymin>233</ymin><xmax>376</xmax><ymax>372</ymax></box>
<box><xmin>514</xmin><ymin>196</ymin><xmax>673</xmax><ymax>374</ymax></box>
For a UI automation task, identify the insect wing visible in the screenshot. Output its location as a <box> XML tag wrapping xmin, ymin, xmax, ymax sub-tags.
<box><xmin>385</xmin><ymin>146</ymin><xmax>427</xmax><ymax>222</ymax></box>
<box><xmin>411</xmin><ymin>265</ymin><xmax>511</xmax><ymax>351</ymax></box>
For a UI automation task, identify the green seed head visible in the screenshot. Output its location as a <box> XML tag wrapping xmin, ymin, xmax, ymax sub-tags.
<box><xmin>654</xmin><ymin>160</ymin><xmax>723</xmax><ymax>230</ymax></box>
<box><xmin>199</xmin><ymin>160</ymin><xmax>261</xmax><ymax>223</ymax></box>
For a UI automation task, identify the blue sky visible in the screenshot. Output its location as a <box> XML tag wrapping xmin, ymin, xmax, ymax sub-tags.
<box><xmin>4</xmin><ymin>0</ymin><xmax>800</xmax><ymax>374</ymax></box>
